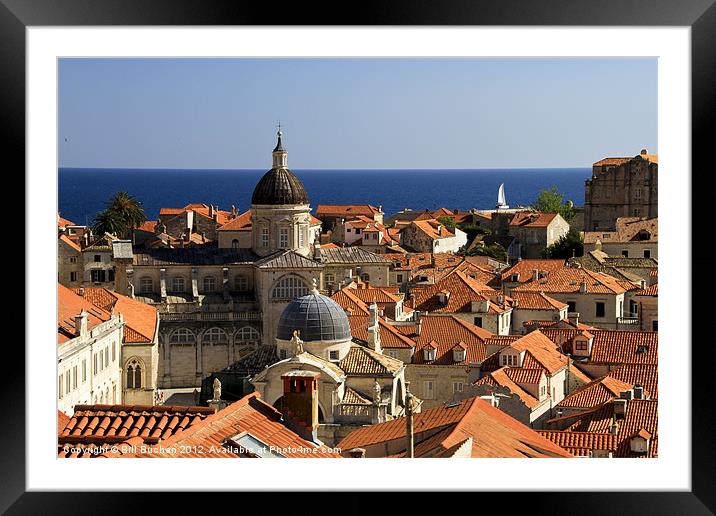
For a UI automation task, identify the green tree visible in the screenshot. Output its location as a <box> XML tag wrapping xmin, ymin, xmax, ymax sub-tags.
<box><xmin>92</xmin><ymin>209</ymin><xmax>129</xmax><ymax>238</ymax></box>
<box><xmin>92</xmin><ymin>191</ymin><xmax>146</xmax><ymax>241</ymax></box>
<box><xmin>436</xmin><ymin>216</ymin><xmax>457</xmax><ymax>228</ymax></box>
<box><xmin>467</xmin><ymin>242</ymin><xmax>507</xmax><ymax>262</ymax></box>
<box><xmin>542</xmin><ymin>229</ymin><xmax>584</xmax><ymax>259</ymax></box>
<box><xmin>534</xmin><ymin>186</ymin><xmax>575</xmax><ymax>223</ymax></box>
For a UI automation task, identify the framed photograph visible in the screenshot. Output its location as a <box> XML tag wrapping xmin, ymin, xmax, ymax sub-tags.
<box><xmin>5</xmin><ymin>0</ymin><xmax>713</xmax><ymax>512</ymax></box>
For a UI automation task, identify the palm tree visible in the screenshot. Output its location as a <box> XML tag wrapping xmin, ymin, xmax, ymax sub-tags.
<box><xmin>92</xmin><ymin>209</ymin><xmax>129</xmax><ymax>238</ymax></box>
<box><xmin>97</xmin><ymin>191</ymin><xmax>147</xmax><ymax>242</ymax></box>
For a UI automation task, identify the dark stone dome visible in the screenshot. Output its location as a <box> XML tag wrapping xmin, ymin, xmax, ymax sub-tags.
<box><xmin>251</xmin><ymin>168</ymin><xmax>309</xmax><ymax>206</ymax></box>
<box><xmin>277</xmin><ymin>291</ymin><xmax>351</xmax><ymax>342</ymax></box>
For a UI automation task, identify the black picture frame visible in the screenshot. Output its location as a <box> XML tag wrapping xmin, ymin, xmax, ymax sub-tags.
<box><xmin>3</xmin><ymin>0</ymin><xmax>713</xmax><ymax>513</ymax></box>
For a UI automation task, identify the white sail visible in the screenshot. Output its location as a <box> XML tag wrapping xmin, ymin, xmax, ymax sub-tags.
<box><xmin>496</xmin><ymin>183</ymin><xmax>509</xmax><ymax>209</ymax></box>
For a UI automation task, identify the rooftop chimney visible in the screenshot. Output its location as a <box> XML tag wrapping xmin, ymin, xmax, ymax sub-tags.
<box><xmin>368</xmin><ymin>302</ymin><xmax>382</xmax><ymax>353</ymax></box>
<box><xmin>633</xmin><ymin>384</ymin><xmax>644</xmax><ymax>400</ymax></box>
<box><xmin>347</xmin><ymin>448</ymin><xmax>366</xmax><ymax>458</ymax></box>
<box><xmin>279</xmin><ymin>371</ymin><xmax>321</xmax><ymax>442</ymax></box>
<box><xmin>613</xmin><ymin>398</ymin><xmax>627</xmax><ymax>420</ymax></box>
<box><xmin>74</xmin><ymin>310</ymin><xmax>88</xmax><ymax>338</ymax></box>
<box><xmin>532</xmin><ymin>269</ymin><xmax>540</xmax><ymax>281</ymax></box>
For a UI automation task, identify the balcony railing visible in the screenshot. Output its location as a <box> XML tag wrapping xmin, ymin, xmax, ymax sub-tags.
<box><xmin>159</xmin><ymin>311</ymin><xmax>262</xmax><ymax>322</ymax></box>
<box><xmin>617</xmin><ymin>313</ymin><xmax>640</xmax><ymax>325</ymax></box>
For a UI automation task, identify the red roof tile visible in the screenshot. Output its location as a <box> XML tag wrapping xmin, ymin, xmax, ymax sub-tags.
<box><xmin>124</xmin><ymin>393</ymin><xmax>340</xmax><ymax>458</ymax></box>
<box><xmin>57</xmin><ymin>285</ymin><xmax>112</xmax><ymax>345</ymax></box>
<box><xmin>513</xmin><ymin>267</ymin><xmax>627</xmax><ymax>295</ymax></box>
<box><xmin>73</xmin><ymin>288</ymin><xmax>158</xmax><ymax>343</ymax></box>
<box><xmin>58</xmin><ymin>404</ymin><xmax>214</xmax><ymax>457</ymax></box>
<box><xmin>338</xmin><ymin>396</ymin><xmax>572</xmax><ymax>458</ymax></box>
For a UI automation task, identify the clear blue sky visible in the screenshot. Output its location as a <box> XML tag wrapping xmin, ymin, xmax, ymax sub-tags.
<box><xmin>59</xmin><ymin>58</ymin><xmax>657</xmax><ymax>169</ymax></box>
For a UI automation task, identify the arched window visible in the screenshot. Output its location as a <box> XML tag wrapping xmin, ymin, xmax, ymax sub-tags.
<box><xmin>170</xmin><ymin>276</ymin><xmax>186</xmax><ymax>293</ymax></box>
<box><xmin>125</xmin><ymin>358</ymin><xmax>143</xmax><ymax>389</ymax></box>
<box><xmin>169</xmin><ymin>328</ymin><xmax>196</xmax><ymax>345</ymax></box>
<box><xmin>235</xmin><ymin>326</ymin><xmax>260</xmax><ymax>345</ymax></box>
<box><xmin>203</xmin><ymin>275</ymin><xmax>217</xmax><ymax>293</ymax></box>
<box><xmin>271</xmin><ymin>276</ymin><xmax>309</xmax><ymax>300</ymax></box>
<box><xmin>234</xmin><ymin>275</ymin><xmax>248</xmax><ymax>291</ymax></box>
<box><xmin>139</xmin><ymin>276</ymin><xmax>153</xmax><ymax>293</ymax></box>
<box><xmin>232</xmin><ymin>239</ymin><xmax>239</xmax><ymax>249</ymax></box>
<box><xmin>203</xmin><ymin>327</ymin><xmax>228</xmax><ymax>345</ymax></box>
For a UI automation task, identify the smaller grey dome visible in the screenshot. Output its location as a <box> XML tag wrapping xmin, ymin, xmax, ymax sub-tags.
<box><xmin>277</xmin><ymin>291</ymin><xmax>351</xmax><ymax>342</ymax></box>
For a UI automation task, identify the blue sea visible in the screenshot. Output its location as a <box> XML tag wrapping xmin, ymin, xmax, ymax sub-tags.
<box><xmin>58</xmin><ymin>168</ymin><xmax>591</xmax><ymax>225</ymax></box>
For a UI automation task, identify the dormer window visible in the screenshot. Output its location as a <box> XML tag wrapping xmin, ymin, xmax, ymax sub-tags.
<box><xmin>453</xmin><ymin>348</ymin><xmax>466</xmax><ymax>363</ymax></box>
<box><xmin>424</xmin><ymin>347</ymin><xmax>437</xmax><ymax>361</ymax></box>
<box><xmin>501</xmin><ymin>354</ymin><xmax>518</xmax><ymax>367</ymax></box>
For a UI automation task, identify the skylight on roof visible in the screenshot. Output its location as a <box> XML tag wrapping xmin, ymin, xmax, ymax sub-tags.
<box><xmin>224</xmin><ymin>432</ymin><xmax>286</xmax><ymax>458</ymax></box>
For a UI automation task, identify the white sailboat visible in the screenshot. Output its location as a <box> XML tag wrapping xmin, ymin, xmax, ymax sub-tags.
<box><xmin>496</xmin><ymin>183</ymin><xmax>509</xmax><ymax>210</ymax></box>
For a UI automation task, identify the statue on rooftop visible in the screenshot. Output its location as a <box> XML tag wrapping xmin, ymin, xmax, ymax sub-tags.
<box><xmin>212</xmin><ymin>377</ymin><xmax>222</xmax><ymax>401</ymax></box>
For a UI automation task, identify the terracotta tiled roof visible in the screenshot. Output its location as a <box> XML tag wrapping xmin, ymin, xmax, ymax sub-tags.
<box><xmin>398</xmin><ymin>315</ymin><xmax>493</xmax><ymax>365</ymax></box>
<box><xmin>332</xmin><ymin>288</ymin><xmax>370</xmax><ymax>315</ymax></box>
<box><xmin>348</xmin><ymin>315</ymin><xmax>416</xmax><ymax>349</ymax></box>
<box><xmin>512</xmin><ymin>291</ymin><xmax>567</xmax><ymax>310</ymax></box>
<box><xmin>635</xmin><ymin>283</ymin><xmax>658</xmax><ymax>296</ymax></box>
<box><xmin>339</xmin><ymin>344</ymin><xmax>404</xmax><ymax>375</ymax></box>
<box><xmin>513</xmin><ymin>267</ymin><xmax>627</xmax><ymax>295</ymax></box>
<box><xmin>59</xmin><ymin>233</ymin><xmax>82</xmax><ymax>252</ymax></box>
<box><xmin>338</xmin><ymin>396</ymin><xmax>572</xmax><ymax>458</ymax></box>
<box><xmin>606</xmin><ymin>364</ymin><xmax>658</xmax><ymax>399</ymax></box>
<box><xmin>316</xmin><ymin>204</ymin><xmax>381</xmax><ymax>218</ymax></box>
<box><xmin>540</xmin><ymin>329</ymin><xmax>658</xmax><ymax>365</ymax></box>
<box><xmin>58</xmin><ymin>410</ymin><xmax>71</xmax><ymax>434</ymax></box>
<box><xmin>413</xmin><ymin>270</ymin><xmax>511</xmax><ymax>315</ymax></box>
<box><xmin>218</xmin><ymin>210</ymin><xmax>252</xmax><ymax>231</ymax></box>
<box><xmin>58</xmin><ymin>404</ymin><xmax>213</xmax><ymax>457</ymax></box>
<box><xmin>537</xmin><ymin>431</ymin><xmax>618</xmax><ymax>457</ymax></box>
<box><xmin>343</xmin><ymin>387</ymin><xmax>372</xmax><ymax>405</ymax></box>
<box><xmin>558</xmin><ymin>398</ymin><xmax>658</xmax><ymax>458</ymax></box>
<box><xmin>114</xmin><ymin>393</ymin><xmax>340</xmax><ymax>458</ymax></box>
<box><xmin>509</xmin><ymin>211</ymin><xmax>559</xmax><ymax>228</ymax></box>
<box><xmin>73</xmin><ymin>287</ymin><xmax>158</xmax><ymax>343</ymax></box>
<box><xmin>592</xmin><ymin>157</ymin><xmax>632</xmax><ymax>167</ymax></box>
<box><xmin>506</xmin><ymin>330</ymin><xmax>568</xmax><ymax>375</ymax></box>
<box><xmin>410</xmin><ymin>219</ymin><xmax>456</xmax><ymax>240</ymax></box>
<box><xmin>584</xmin><ymin>217</ymin><xmax>658</xmax><ymax>244</ymax></box>
<box><xmin>136</xmin><ymin>220</ymin><xmax>158</xmax><ymax>233</ymax></box>
<box><xmin>58</xmin><ymin>214</ymin><xmax>76</xmax><ymax>227</ymax></box>
<box><xmin>57</xmin><ymin>284</ymin><xmax>112</xmax><ymax>344</ymax></box>
<box><xmin>558</xmin><ymin>376</ymin><xmax>635</xmax><ymax>409</ymax></box>
<box><xmin>485</xmin><ymin>335</ymin><xmax>521</xmax><ymax>347</ymax></box>
<box><xmin>500</xmin><ymin>259</ymin><xmax>566</xmax><ymax>283</ymax></box>
<box><xmin>475</xmin><ymin>367</ymin><xmax>542</xmax><ymax>408</ymax></box>
<box><xmin>346</xmin><ymin>284</ymin><xmax>402</xmax><ymax>304</ymax></box>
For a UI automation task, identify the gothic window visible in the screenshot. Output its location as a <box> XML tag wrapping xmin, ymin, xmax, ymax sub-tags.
<box><xmin>125</xmin><ymin>358</ymin><xmax>143</xmax><ymax>389</ymax></box>
<box><xmin>234</xmin><ymin>275</ymin><xmax>248</xmax><ymax>291</ymax></box>
<box><xmin>261</xmin><ymin>228</ymin><xmax>269</xmax><ymax>247</ymax></box>
<box><xmin>203</xmin><ymin>275</ymin><xmax>217</xmax><ymax>293</ymax></box>
<box><xmin>203</xmin><ymin>327</ymin><xmax>228</xmax><ymax>345</ymax></box>
<box><xmin>139</xmin><ymin>276</ymin><xmax>153</xmax><ymax>293</ymax></box>
<box><xmin>169</xmin><ymin>328</ymin><xmax>196</xmax><ymax>345</ymax></box>
<box><xmin>271</xmin><ymin>276</ymin><xmax>309</xmax><ymax>300</ymax></box>
<box><xmin>170</xmin><ymin>276</ymin><xmax>186</xmax><ymax>293</ymax></box>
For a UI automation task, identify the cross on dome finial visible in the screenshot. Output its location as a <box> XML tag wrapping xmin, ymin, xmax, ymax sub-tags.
<box><xmin>277</xmin><ymin>120</ymin><xmax>283</xmax><ymax>136</ymax></box>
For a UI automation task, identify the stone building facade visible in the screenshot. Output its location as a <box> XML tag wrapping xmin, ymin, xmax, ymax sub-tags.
<box><xmin>584</xmin><ymin>150</ymin><xmax>658</xmax><ymax>231</ymax></box>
